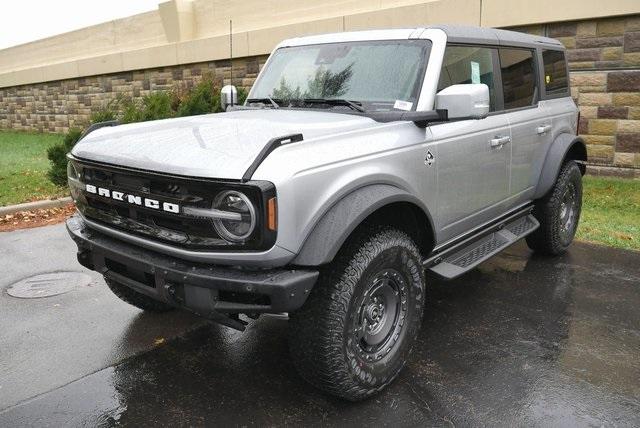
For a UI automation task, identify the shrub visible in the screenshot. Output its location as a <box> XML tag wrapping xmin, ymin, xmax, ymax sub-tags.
<box><xmin>169</xmin><ymin>81</ymin><xmax>191</xmax><ymax>112</ymax></box>
<box><xmin>177</xmin><ymin>78</ymin><xmax>221</xmax><ymax>117</ymax></box>
<box><xmin>47</xmin><ymin>128</ymin><xmax>82</xmax><ymax>186</ymax></box>
<box><xmin>175</xmin><ymin>79</ymin><xmax>250</xmax><ymax>116</ymax></box>
<box><xmin>120</xmin><ymin>92</ymin><xmax>175</xmax><ymax>124</ymax></box>
<box><xmin>237</xmin><ymin>86</ymin><xmax>248</xmax><ymax>105</ymax></box>
<box><xmin>142</xmin><ymin>91</ymin><xmax>174</xmax><ymax>121</ymax></box>
<box><xmin>90</xmin><ymin>98</ymin><xmax>120</xmax><ymax>124</ymax></box>
<box><xmin>120</xmin><ymin>98</ymin><xmax>144</xmax><ymax>124</ymax></box>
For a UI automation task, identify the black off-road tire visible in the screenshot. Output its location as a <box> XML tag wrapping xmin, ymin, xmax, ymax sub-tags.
<box><xmin>105</xmin><ymin>276</ymin><xmax>174</xmax><ymax>312</ymax></box>
<box><xmin>288</xmin><ymin>227</ymin><xmax>426</xmax><ymax>401</ymax></box>
<box><xmin>526</xmin><ymin>160</ymin><xmax>583</xmax><ymax>256</ymax></box>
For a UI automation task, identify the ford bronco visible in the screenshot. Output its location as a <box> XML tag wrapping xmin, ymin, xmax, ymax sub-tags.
<box><xmin>66</xmin><ymin>25</ymin><xmax>586</xmax><ymax>400</ymax></box>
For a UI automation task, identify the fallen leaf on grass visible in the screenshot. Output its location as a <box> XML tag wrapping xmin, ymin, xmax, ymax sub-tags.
<box><xmin>612</xmin><ymin>232</ymin><xmax>633</xmax><ymax>241</ymax></box>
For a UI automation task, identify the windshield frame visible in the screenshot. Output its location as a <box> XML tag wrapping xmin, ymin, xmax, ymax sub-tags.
<box><xmin>247</xmin><ymin>39</ymin><xmax>432</xmax><ymax>113</ymax></box>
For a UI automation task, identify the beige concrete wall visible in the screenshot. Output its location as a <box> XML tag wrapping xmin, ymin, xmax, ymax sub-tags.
<box><xmin>481</xmin><ymin>0</ymin><xmax>640</xmax><ymax>28</ymax></box>
<box><xmin>0</xmin><ymin>11</ymin><xmax>167</xmax><ymax>74</ymax></box>
<box><xmin>1</xmin><ymin>0</ymin><xmax>639</xmax><ymax>89</ymax></box>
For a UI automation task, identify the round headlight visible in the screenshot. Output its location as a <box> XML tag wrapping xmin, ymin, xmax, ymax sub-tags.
<box><xmin>67</xmin><ymin>162</ymin><xmax>82</xmax><ymax>200</ymax></box>
<box><xmin>212</xmin><ymin>191</ymin><xmax>256</xmax><ymax>242</ymax></box>
<box><xmin>67</xmin><ymin>161</ymin><xmax>79</xmax><ymax>180</ymax></box>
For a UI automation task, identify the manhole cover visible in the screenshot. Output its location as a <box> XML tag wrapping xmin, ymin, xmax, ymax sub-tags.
<box><xmin>6</xmin><ymin>272</ymin><xmax>92</xmax><ymax>298</ymax></box>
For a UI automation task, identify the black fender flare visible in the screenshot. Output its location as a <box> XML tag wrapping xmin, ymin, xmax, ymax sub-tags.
<box><xmin>533</xmin><ymin>133</ymin><xmax>587</xmax><ymax>199</ymax></box>
<box><xmin>292</xmin><ymin>184</ymin><xmax>435</xmax><ymax>266</ymax></box>
<box><xmin>79</xmin><ymin>120</ymin><xmax>120</xmax><ymax>140</ymax></box>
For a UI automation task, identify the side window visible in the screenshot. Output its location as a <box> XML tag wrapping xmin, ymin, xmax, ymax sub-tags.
<box><xmin>499</xmin><ymin>48</ymin><xmax>537</xmax><ymax>109</ymax></box>
<box><xmin>437</xmin><ymin>46</ymin><xmax>496</xmax><ymax>111</ymax></box>
<box><xmin>542</xmin><ymin>49</ymin><xmax>568</xmax><ymax>95</ymax></box>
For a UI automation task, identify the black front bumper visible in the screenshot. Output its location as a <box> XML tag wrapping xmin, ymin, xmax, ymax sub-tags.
<box><xmin>66</xmin><ymin>215</ymin><xmax>318</xmax><ymax>328</ymax></box>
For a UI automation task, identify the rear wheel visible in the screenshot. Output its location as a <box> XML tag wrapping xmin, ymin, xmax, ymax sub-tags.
<box><xmin>104</xmin><ymin>277</ymin><xmax>174</xmax><ymax>312</ymax></box>
<box><xmin>526</xmin><ymin>160</ymin><xmax>583</xmax><ymax>255</ymax></box>
<box><xmin>288</xmin><ymin>227</ymin><xmax>425</xmax><ymax>401</ymax></box>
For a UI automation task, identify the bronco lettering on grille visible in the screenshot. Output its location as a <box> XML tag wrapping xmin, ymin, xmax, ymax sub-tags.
<box><xmin>85</xmin><ymin>184</ymin><xmax>180</xmax><ymax>213</ymax></box>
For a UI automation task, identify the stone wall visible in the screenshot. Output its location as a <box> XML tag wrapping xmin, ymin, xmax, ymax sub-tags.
<box><xmin>0</xmin><ymin>55</ymin><xmax>267</xmax><ymax>134</ymax></box>
<box><xmin>0</xmin><ymin>14</ymin><xmax>639</xmax><ymax>175</ymax></box>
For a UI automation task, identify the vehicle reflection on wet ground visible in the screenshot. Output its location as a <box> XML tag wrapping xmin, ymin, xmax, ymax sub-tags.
<box><xmin>1</xmin><ymin>224</ymin><xmax>639</xmax><ymax>426</ymax></box>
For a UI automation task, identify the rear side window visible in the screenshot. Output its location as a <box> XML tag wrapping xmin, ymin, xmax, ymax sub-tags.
<box><xmin>437</xmin><ymin>46</ymin><xmax>497</xmax><ymax>111</ymax></box>
<box><xmin>542</xmin><ymin>49</ymin><xmax>568</xmax><ymax>95</ymax></box>
<box><xmin>499</xmin><ymin>48</ymin><xmax>537</xmax><ymax>109</ymax></box>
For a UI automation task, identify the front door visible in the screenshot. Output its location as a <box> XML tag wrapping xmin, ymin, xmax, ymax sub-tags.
<box><xmin>430</xmin><ymin>116</ymin><xmax>511</xmax><ymax>243</ymax></box>
<box><xmin>430</xmin><ymin>45</ymin><xmax>511</xmax><ymax>243</ymax></box>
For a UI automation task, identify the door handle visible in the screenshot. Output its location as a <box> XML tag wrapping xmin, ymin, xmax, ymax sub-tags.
<box><xmin>536</xmin><ymin>124</ymin><xmax>552</xmax><ymax>134</ymax></box>
<box><xmin>490</xmin><ymin>136</ymin><xmax>511</xmax><ymax>147</ymax></box>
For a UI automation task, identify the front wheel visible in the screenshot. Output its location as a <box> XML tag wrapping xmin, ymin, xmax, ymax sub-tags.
<box><xmin>526</xmin><ymin>160</ymin><xmax>583</xmax><ymax>255</ymax></box>
<box><xmin>288</xmin><ymin>227</ymin><xmax>425</xmax><ymax>401</ymax></box>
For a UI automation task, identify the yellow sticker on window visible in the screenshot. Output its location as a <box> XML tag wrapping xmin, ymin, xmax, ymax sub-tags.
<box><xmin>545</xmin><ymin>75</ymin><xmax>551</xmax><ymax>84</ymax></box>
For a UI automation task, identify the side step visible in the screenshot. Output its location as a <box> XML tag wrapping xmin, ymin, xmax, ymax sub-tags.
<box><xmin>427</xmin><ymin>214</ymin><xmax>539</xmax><ymax>279</ymax></box>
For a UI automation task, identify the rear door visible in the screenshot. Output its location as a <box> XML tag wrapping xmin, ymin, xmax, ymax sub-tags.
<box><xmin>539</xmin><ymin>49</ymin><xmax>578</xmax><ymax>149</ymax></box>
<box><xmin>498</xmin><ymin>47</ymin><xmax>552</xmax><ymax>203</ymax></box>
<box><xmin>430</xmin><ymin>45</ymin><xmax>511</xmax><ymax>243</ymax></box>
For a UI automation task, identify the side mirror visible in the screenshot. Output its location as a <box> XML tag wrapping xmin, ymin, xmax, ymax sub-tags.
<box><xmin>435</xmin><ymin>83</ymin><xmax>490</xmax><ymax>120</ymax></box>
<box><xmin>220</xmin><ymin>85</ymin><xmax>238</xmax><ymax>111</ymax></box>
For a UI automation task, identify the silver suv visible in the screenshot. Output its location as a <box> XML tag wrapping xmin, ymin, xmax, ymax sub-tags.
<box><xmin>66</xmin><ymin>25</ymin><xmax>586</xmax><ymax>400</ymax></box>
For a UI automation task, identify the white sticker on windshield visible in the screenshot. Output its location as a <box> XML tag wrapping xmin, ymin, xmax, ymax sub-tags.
<box><xmin>471</xmin><ymin>61</ymin><xmax>480</xmax><ymax>84</ymax></box>
<box><xmin>394</xmin><ymin>100</ymin><xmax>413</xmax><ymax>111</ymax></box>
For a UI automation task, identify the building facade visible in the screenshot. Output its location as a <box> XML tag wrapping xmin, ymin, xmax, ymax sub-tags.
<box><xmin>0</xmin><ymin>0</ymin><xmax>639</xmax><ymax>176</ymax></box>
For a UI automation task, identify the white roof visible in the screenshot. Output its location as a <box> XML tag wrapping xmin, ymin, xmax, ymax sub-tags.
<box><xmin>278</xmin><ymin>25</ymin><xmax>564</xmax><ymax>50</ymax></box>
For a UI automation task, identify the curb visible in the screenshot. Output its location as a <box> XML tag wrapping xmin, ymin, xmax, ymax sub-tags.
<box><xmin>0</xmin><ymin>197</ymin><xmax>73</xmax><ymax>216</ymax></box>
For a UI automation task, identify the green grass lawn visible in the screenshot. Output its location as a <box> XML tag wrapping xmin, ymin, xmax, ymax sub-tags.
<box><xmin>0</xmin><ymin>131</ymin><xmax>68</xmax><ymax>206</ymax></box>
<box><xmin>0</xmin><ymin>129</ymin><xmax>638</xmax><ymax>250</ymax></box>
<box><xmin>577</xmin><ymin>175</ymin><xmax>640</xmax><ymax>251</ymax></box>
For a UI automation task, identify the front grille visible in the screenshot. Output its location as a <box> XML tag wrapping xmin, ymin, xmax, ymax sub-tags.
<box><xmin>70</xmin><ymin>158</ymin><xmax>276</xmax><ymax>251</ymax></box>
<box><xmin>105</xmin><ymin>258</ymin><xmax>156</xmax><ymax>288</ymax></box>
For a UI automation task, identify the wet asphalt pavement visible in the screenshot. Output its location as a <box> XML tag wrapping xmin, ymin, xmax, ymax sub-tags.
<box><xmin>1</xmin><ymin>224</ymin><xmax>639</xmax><ymax>427</ymax></box>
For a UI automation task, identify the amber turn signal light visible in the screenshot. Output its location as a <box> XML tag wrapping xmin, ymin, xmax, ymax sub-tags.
<box><xmin>267</xmin><ymin>197</ymin><xmax>277</xmax><ymax>231</ymax></box>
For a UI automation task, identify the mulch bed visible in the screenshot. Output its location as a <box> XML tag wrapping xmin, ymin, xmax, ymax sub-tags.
<box><xmin>0</xmin><ymin>203</ymin><xmax>76</xmax><ymax>232</ymax></box>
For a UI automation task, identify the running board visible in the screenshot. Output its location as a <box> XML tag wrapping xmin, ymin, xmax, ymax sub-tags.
<box><xmin>426</xmin><ymin>213</ymin><xmax>539</xmax><ymax>280</ymax></box>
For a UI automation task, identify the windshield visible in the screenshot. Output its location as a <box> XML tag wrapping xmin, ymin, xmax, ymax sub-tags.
<box><xmin>249</xmin><ymin>40</ymin><xmax>431</xmax><ymax>112</ymax></box>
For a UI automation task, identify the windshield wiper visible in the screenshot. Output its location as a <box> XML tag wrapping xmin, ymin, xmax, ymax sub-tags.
<box><xmin>302</xmin><ymin>98</ymin><xmax>366</xmax><ymax>113</ymax></box>
<box><xmin>246</xmin><ymin>97</ymin><xmax>280</xmax><ymax>109</ymax></box>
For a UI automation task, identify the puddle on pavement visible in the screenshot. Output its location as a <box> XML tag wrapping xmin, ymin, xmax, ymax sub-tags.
<box><xmin>0</xmin><ymin>367</ymin><xmax>127</xmax><ymax>426</ymax></box>
<box><xmin>477</xmin><ymin>251</ymin><xmax>530</xmax><ymax>274</ymax></box>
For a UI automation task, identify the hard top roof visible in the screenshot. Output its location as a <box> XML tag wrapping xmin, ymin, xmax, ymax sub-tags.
<box><xmin>278</xmin><ymin>25</ymin><xmax>564</xmax><ymax>50</ymax></box>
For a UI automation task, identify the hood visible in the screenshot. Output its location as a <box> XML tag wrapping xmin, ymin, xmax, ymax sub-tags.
<box><xmin>71</xmin><ymin>109</ymin><xmax>380</xmax><ymax>180</ymax></box>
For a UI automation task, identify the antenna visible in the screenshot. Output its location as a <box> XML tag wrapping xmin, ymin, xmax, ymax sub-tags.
<box><xmin>229</xmin><ymin>19</ymin><xmax>234</xmax><ymax>107</ymax></box>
